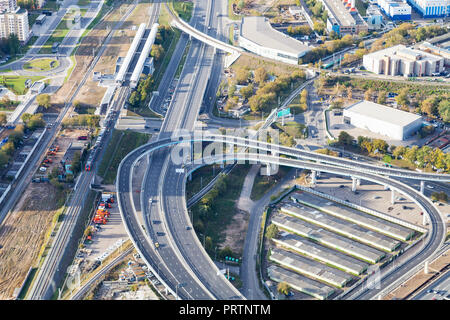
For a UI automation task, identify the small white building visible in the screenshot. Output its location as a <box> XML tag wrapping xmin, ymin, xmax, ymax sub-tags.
<box><xmin>343</xmin><ymin>101</ymin><xmax>423</xmax><ymax>140</ymax></box>
<box><xmin>239</xmin><ymin>16</ymin><xmax>310</xmax><ymax>65</ymax></box>
<box><xmin>363</xmin><ymin>44</ymin><xmax>445</xmax><ymax>77</ymax></box>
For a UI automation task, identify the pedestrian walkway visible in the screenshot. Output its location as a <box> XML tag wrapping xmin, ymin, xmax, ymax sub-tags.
<box><xmin>237</xmin><ymin>164</ymin><xmax>260</xmax><ymax>212</ymax></box>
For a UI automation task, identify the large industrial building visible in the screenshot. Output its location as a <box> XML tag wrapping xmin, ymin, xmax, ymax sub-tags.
<box><xmin>363</xmin><ymin>45</ymin><xmax>445</xmax><ymax>77</ymax></box>
<box><xmin>418</xmin><ymin>41</ymin><xmax>450</xmax><ymax>66</ymax></box>
<box><xmin>320</xmin><ymin>0</ymin><xmax>368</xmax><ymax>35</ymax></box>
<box><xmin>365</xmin><ymin>6</ymin><xmax>383</xmax><ymax>29</ymax></box>
<box><xmin>406</xmin><ymin>0</ymin><xmax>449</xmax><ymax>18</ymax></box>
<box><xmin>238</xmin><ymin>16</ymin><xmax>311</xmax><ymax>65</ymax></box>
<box><xmin>377</xmin><ymin>0</ymin><xmax>412</xmax><ymax>20</ymax></box>
<box><xmin>343</xmin><ymin>100</ymin><xmax>423</xmax><ymax>140</ymax></box>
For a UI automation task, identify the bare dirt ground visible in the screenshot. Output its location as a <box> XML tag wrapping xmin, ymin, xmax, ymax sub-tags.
<box><xmin>0</xmin><ymin>128</ymin><xmax>87</xmax><ymax>299</ymax></box>
<box><xmin>52</xmin><ymin>0</ymin><xmax>136</xmax><ymax>106</ymax></box>
<box><xmin>75</xmin><ymin>2</ymin><xmax>152</xmax><ymax>107</ymax></box>
<box><xmin>221</xmin><ymin>209</ymin><xmax>249</xmax><ymax>254</ymax></box>
<box><xmin>383</xmin><ymin>247</ymin><xmax>450</xmax><ymax>300</ymax></box>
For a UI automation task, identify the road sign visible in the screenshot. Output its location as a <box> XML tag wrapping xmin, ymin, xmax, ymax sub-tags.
<box><xmin>175</xmin><ymin>168</ymin><xmax>184</xmax><ymax>173</ymax></box>
<box><xmin>277</xmin><ymin>108</ymin><xmax>291</xmax><ymax>118</ymax></box>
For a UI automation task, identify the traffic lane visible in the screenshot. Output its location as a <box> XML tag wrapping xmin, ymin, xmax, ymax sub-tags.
<box><xmin>163</xmin><ymin>163</ymin><xmax>242</xmax><ymax>299</ymax></box>
<box><xmin>141</xmin><ymin>150</ymin><xmax>213</xmax><ymax>299</ymax></box>
<box><xmin>119</xmin><ymin>153</ymin><xmax>196</xmax><ymax>299</ymax></box>
<box><xmin>414</xmin><ymin>271</ymin><xmax>450</xmax><ymax>300</ymax></box>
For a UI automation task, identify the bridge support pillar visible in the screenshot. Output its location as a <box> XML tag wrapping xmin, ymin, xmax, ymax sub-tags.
<box><xmin>356</xmin><ymin>178</ymin><xmax>361</xmax><ymax>186</ymax></box>
<box><xmin>420</xmin><ymin>180</ymin><xmax>425</xmax><ymax>194</ymax></box>
<box><xmin>424</xmin><ymin>261</ymin><xmax>429</xmax><ymax>274</ymax></box>
<box><xmin>311</xmin><ymin>170</ymin><xmax>317</xmax><ymax>185</ymax></box>
<box><xmin>391</xmin><ymin>189</ymin><xmax>395</xmax><ymax>205</ymax></box>
<box><xmin>351</xmin><ymin>177</ymin><xmax>357</xmax><ymax>192</ymax></box>
<box><xmin>383</xmin><ymin>185</ymin><xmax>389</xmax><ymax>190</ymax></box>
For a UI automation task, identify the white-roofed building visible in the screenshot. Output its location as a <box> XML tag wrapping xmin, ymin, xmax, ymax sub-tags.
<box><xmin>343</xmin><ymin>100</ymin><xmax>423</xmax><ymax>140</ymax></box>
<box><xmin>363</xmin><ymin>44</ymin><xmax>445</xmax><ymax>77</ymax></box>
<box><xmin>239</xmin><ymin>16</ymin><xmax>310</xmax><ymax>65</ymax></box>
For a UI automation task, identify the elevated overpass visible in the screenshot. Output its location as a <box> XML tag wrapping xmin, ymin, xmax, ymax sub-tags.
<box><xmin>166</xmin><ymin>3</ymin><xmax>242</xmax><ymax>56</ymax></box>
<box><xmin>117</xmin><ymin>131</ymin><xmax>448</xmax><ymax>300</ymax></box>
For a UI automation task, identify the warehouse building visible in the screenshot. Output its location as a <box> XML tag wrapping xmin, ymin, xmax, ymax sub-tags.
<box><xmin>363</xmin><ymin>45</ymin><xmax>445</xmax><ymax>77</ymax></box>
<box><xmin>377</xmin><ymin>0</ymin><xmax>412</xmax><ymax>19</ymax></box>
<box><xmin>280</xmin><ymin>204</ymin><xmax>401</xmax><ymax>252</ymax></box>
<box><xmin>272</xmin><ymin>213</ymin><xmax>386</xmax><ymax>263</ymax></box>
<box><xmin>269</xmin><ymin>248</ymin><xmax>354</xmax><ymax>287</ymax></box>
<box><xmin>406</xmin><ymin>0</ymin><xmax>449</xmax><ymax>18</ymax></box>
<box><xmin>273</xmin><ymin>232</ymin><xmax>369</xmax><ymax>275</ymax></box>
<box><xmin>267</xmin><ymin>265</ymin><xmax>336</xmax><ymax>300</ymax></box>
<box><xmin>343</xmin><ymin>100</ymin><xmax>423</xmax><ymax>140</ymax></box>
<box><xmin>418</xmin><ymin>41</ymin><xmax>450</xmax><ymax>66</ymax></box>
<box><xmin>239</xmin><ymin>16</ymin><xmax>310</xmax><ymax>65</ymax></box>
<box><xmin>290</xmin><ymin>192</ymin><xmax>415</xmax><ymax>241</ymax></box>
<box><xmin>321</xmin><ymin>0</ymin><xmax>368</xmax><ymax>35</ymax></box>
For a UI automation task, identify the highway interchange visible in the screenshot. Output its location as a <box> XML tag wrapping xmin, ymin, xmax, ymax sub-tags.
<box><xmin>0</xmin><ymin>0</ymin><xmax>448</xmax><ymax>302</ymax></box>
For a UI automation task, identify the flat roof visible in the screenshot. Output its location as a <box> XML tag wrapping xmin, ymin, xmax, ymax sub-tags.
<box><xmin>323</xmin><ymin>0</ymin><xmax>366</xmax><ymax>27</ymax></box>
<box><xmin>274</xmin><ymin>232</ymin><xmax>369</xmax><ymax>275</ymax></box>
<box><xmin>365</xmin><ymin>44</ymin><xmax>443</xmax><ymax>63</ymax></box>
<box><xmin>291</xmin><ymin>192</ymin><xmax>414</xmax><ymax>241</ymax></box>
<box><xmin>344</xmin><ymin>100</ymin><xmax>422</xmax><ymax>127</ymax></box>
<box><xmin>267</xmin><ymin>265</ymin><xmax>336</xmax><ymax>300</ymax></box>
<box><xmin>281</xmin><ymin>203</ymin><xmax>401</xmax><ymax>252</ymax></box>
<box><xmin>240</xmin><ymin>16</ymin><xmax>310</xmax><ymax>57</ymax></box>
<box><xmin>272</xmin><ymin>212</ymin><xmax>386</xmax><ymax>263</ymax></box>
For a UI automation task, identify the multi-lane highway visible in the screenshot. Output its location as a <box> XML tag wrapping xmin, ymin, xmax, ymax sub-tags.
<box><xmin>117</xmin><ymin>129</ymin><xmax>448</xmax><ymax>299</ymax></box>
<box><xmin>26</xmin><ymin>1</ymin><xmax>154</xmax><ymax>299</ymax></box>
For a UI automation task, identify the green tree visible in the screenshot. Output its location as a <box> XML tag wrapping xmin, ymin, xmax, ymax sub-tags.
<box><xmin>421</xmin><ymin>96</ymin><xmax>438</xmax><ymax>116</ymax></box>
<box><xmin>377</xmin><ymin>91</ymin><xmax>387</xmax><ymax>105</ymax></box>
<box><xmin>404</xmin><ymin>145</ymin><xmax>418</xmax><ymax>164</ymax></box>
<box><xmin>254</xmin><ymin>67</ymin><xmax>268</xmax><ymax>85</ymax></box>
<box><xmin>151</xmin><ymin>44</ymin><xmax>165</xmax><ymax>61</ymax></box>
<box><xmin>393</xmin><ymin>146</ymin><xmax>406</xmax><ymax>159</ymax></box>
<box><xmin>239</xmin><ymin>84</ymin><xmax>254</xmax><ymax>99</ymax></box>
<box><xmin>235</xmin><ymin>68</ymin><xmax>249</xmax><ymax>85</ymax></box>
<box><xmin>395</xmin><ymin>88</ymin><xmax>409</xmax><ymax>108</ymax></box>
<box><xmin>277</xmin><ymin>282</ymin><xmax>290</xmax><ymax>296</ymax></box>
<box><xmin>338</xmin><ymin>131</ymin><xmax>353</xmax><ymax>146</ymax></box>
<box><xmin>128</xmin><ymin>91</ymin><xmax>140</xmax><ymax>108</ymax></box>
<box><xmin>265</xmin><ymin>224</ymin><xmax>279</xmax><ymax>239</ymax></box>
<box><xmin>36</xmin><ymin>94</ymin><xmax>51</xmax><ymax>109</ymax></box>
<box><xmin>438</xmin><ymin>99</ymin><xmax>449</xmax><ymax>122</ymax></box>
<box><xmin>0</xmin><ymin>112</ymin><xmax>7</xmax><ymax>126</ymax></box>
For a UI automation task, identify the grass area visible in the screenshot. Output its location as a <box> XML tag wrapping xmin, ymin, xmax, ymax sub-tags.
<box><xmin>127</xmin><ymin>107</ymin><xmax>162</xmax><ymax>118</ymax></box>
<box><xmin>288</xmin><ymin>93</ymin><xmax>307</xmax><ymax>114</ymax></box>
<box><xmin>77</xmin><ymin>0</ymin><xmax>91</xmax><ymax>6</ymax></box>
<box><xmin>175</xmin><ymin>40</ymin><xmax>191</xmax><ymax>78</ymax></box>
<box><xmin>273</xmin><ymin>121</ymin><xmax>307</xmax><ymax>139</ymax></box>
<box><xmin>191</xmin><ymin>164</ymin><xmax>251</xmax><ymax>248</ymax></box>
<box><xmin>228</xmin><ymin>0</ymin><xmax>242</xmax><ymax>20</ymax></box>
<box><xmin>41</xmin><ymin>0</ymin><xmax>60</xmax><ymax>11</ymax></box>
<box><xmin>39</xmin><ymin>15</ymin><xmax>71</xmax><ymax>54</ymax></box>
<box><xmin>391</xmin><ymin>158</ymin><xmax>417</xmax><ymax>171</ymax></box>
<box><xmin>39</xmin><ymin>7</ymin><xmax>84</xmax><ymax>54</ymax></box>
<box><xmin>250</xmin><ymin>166</ymin><xmax>291</xmax><ymax>201</ymax></box>
<box><xmin>172</xmin><ymin>0</ymin><xmax>194</xmax><ymax>22</ymax></box>
<box><xmin>97</xmin><ymin>129</ymin><xmax>150</xmax><ymax>184</ymax></box>
<box><xmin>23</xmin><ymin>58</ymin><xmax>60</xmax><ymax>72</ymax></box>
<box><xmin>0</xmin><ymin>75</ymin><xmax>44</xmax><ymax>95</ymax></box>
<box><xmin>186</xmin><ymin>164</ymin><xmax>221</xmax><ymax>200</ymax></box>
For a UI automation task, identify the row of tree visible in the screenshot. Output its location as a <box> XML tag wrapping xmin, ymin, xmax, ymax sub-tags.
<box><xmin>0</xmin><ymin>124</ymin><xmax>25</xmax><ymax>168</ymax></box>
<box><xmin>337</xmin><ymin>131</ymin><xmax>450</xmax><ymax>172</ymax></box>
<box><xmin>301</xmin><ymin>35</ymin><xmax>354</xmax><ymax>64</ymax></box>
<box><xmin>62</xmin><ymin>114</ymin><xmax>99</xmax><ymax>128</ymax></box>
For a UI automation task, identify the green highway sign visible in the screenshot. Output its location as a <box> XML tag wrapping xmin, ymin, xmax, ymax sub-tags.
<box><xmin>277</xmin><ymin>108</ymin><xmax>290</xmax><ymax>117</ymax></box>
